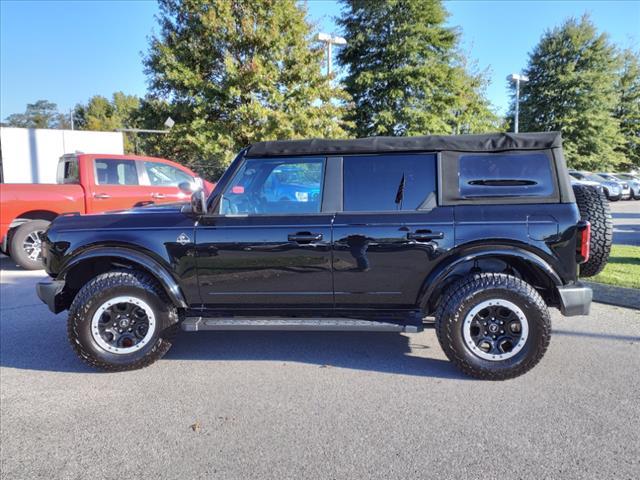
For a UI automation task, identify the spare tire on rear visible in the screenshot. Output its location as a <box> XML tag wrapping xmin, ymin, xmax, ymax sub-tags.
<box><xmin>572</xmin><ymin>184</ymin><xmax>612</xmax><ymax>277</ymax></box>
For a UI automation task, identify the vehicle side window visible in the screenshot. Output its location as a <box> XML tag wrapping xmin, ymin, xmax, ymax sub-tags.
<box><xmin>56</xmin><ymin>159</ymin><xmax>79</xmax><ymax>184</ymax></box>
<box><xmin>144</xmin><ymin>161</ymin><xmax>193</xmax><ymax>187</ymax></box>
<box><xmin>220</xmin><ymin>158</ymin><xmax>324</xmax><ymax>215</ymax></box>
<box><xmin>95</xmin><ymin>159</ymin><xmax>139</xmax><ymax>186</ymax></box>
<box><xmin>459</xmin><ymin>153</ymin><xmax>554</xmax><ymax>198</ymax></box>
<box><xmin>343</xmin><ymin>154</ymin><xmax>436</xmax><ymax>212</ymax></box>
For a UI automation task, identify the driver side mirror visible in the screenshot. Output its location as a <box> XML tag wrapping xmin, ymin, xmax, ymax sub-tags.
<box><xmin>190</xmin><ymin>190</ymin><xmax>207</xmax><ymax>215</ymax></box>
<box><xmin>179</xmin><ymin>180</ymin><xmax>207</xmax><ymax>215</ymax></box>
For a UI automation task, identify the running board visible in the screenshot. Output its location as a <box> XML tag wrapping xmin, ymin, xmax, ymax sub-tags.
<box><xmin>181</xmin><ymin>317</ymin><xmax>421</xmax><ymax>333</ymax></box>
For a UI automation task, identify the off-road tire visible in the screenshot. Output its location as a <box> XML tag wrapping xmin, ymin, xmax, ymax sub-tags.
<box><xmin>68</xmin><ymin>269</ymin><xmax>179</xmax><ymax>371</ymax></box>
<box><xmin>435</xmin><ymin>273</ymin><xmax>551</xmax><ymax>381</ymax></box>
<box><xmin>572</xmin><ymin>183</ymin><xmax>612</xmax><ymax>277</ymax></box>
<box><xmin>9</xmin><ymin>220</ymin><xmax>50</xmax><ymax>270</ymax></box>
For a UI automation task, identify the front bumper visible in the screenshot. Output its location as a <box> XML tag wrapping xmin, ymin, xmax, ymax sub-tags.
<box><xmin>36</xmin><ymin>280</ymin><xmax>66</xmax><ymax>314</ymax></box>
<box><xmin>558</xmin><ymin>284</ymin><xmax>592</xmax><ymax>316</ymax></box>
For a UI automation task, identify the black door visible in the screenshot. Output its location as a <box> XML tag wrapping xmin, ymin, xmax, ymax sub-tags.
<box><xmin>332</xmin><ymin>154</ymin><xmax>454</xmax><ymax>309</ymax></box>
<box><xmin>195</xmin><ymin>156</ymin><xmax>334</xmax><ymax>310</ymax></box>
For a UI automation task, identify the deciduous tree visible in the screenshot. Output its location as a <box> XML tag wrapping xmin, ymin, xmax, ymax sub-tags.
<box><xmin>3</xmin><ymin>100</ymin><xmax>70</xmax><ymax>129</ymax></box>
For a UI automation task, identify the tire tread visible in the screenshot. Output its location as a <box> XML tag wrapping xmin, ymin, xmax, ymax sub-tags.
<box><xmin>67</xmin><ymin>269</ymin><xmax>178</xmax><ymax>372</ymax></box>
<box><xmin>435</xmin><ymin>273</ymin><xmax>551</xmax><ymax>380</ymax></box>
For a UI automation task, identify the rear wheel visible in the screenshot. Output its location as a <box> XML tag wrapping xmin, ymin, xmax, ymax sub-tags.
<box><xmin>572</xmin><ymin>184</ymin><xmax>612</xmax><ymax>277</ymax></box>
<box><xmin>9</xmin><ymin>220</ymin><xmax>50</xmax><ymax>270</ymax></box>
<box><xmin>68</xmin><ymin>269</ymin><xmax>179</xmax><ymax>371</ymax></box>
<box><xmin>435</xmin><ymin>273</ymin><xmax>551</xmax><ymax>380</ymax></box>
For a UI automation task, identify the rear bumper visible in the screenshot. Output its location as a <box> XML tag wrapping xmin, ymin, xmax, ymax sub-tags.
<box><xmin>36</xmin><ymin>280</ymin><xmax>66</xmax><ymax>314</ymax></box>
<box><xmin>558</xmin><ymin>284</ymin><xmax>592</xmax><ymax>316</ymax></box>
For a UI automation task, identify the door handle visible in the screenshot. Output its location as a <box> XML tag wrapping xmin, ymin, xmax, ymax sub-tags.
<box><xmin>407</xmin><ymin>230</ymin><xmax>444</xmax><ymax>241</ymax></box>
<box><xmin>93</xmin><ymin>193</ymin><xmax>111</xmax><ymax>199</ymax></box>
<box><xmin>151</xmin><ymin>193</ymin><xmax>166</xmax><ymax>199</ymax></box>
<box><xmin>288</xmin><ymin>232</ymin><xmax>323</xmax><ymax>243</ymax></box>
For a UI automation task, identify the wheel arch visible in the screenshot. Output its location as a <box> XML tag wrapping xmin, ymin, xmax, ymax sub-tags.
<box><xmin>10</xmin><ymin>210</ymin><xmax>59</xmax><ymax>226</ymax></box>
<box><xmin>58</xmin><ymin>246</ymin><xmax>188</xmax><ymax>310</ymax></box>
<box><xmin>418</xmin><ymin>245</ymin><xmax>562</xmax><ymax>315</ymax></box>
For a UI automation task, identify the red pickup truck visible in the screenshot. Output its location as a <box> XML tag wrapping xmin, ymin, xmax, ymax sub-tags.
<box><xmin>1</xmin><ymin>153</ymin><xmax>212</xmax><ymax>269</ymax></box>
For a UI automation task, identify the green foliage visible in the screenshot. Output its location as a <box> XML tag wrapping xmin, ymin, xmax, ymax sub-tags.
<box><xmin>74</xmin><ymin>92</ymin><xmax>141</xmax><ymax>152</ymax></box>
<box><xmin>143</xmin><ymin>0</ymin><xmax>351</xmax><ymax>179</ymax></box>
<box><xmin>337</xmin><ymin>0</ymin><xmax>498</xmax><ymax>137</ymax></box>
<box><xmin>516</xmin><ymin>15</ymin><xmax>624</xmax><ymax>171</ymax></box>
<box><xmin>614</xmin><ymin>49</ymin><xmax>640</xmax><ymax>168</ymax></box>
<box><xmin>3</xmin><ymin>99</ymin><xmax>70</xmax><ymax>129</ymax></box>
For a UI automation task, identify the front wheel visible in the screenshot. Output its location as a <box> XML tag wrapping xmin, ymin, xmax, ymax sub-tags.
<box><xmin>9</xmin><ymin>220</ymin><xmax>50</xmax><ymax>270</ymax></box>
<box><xmin>68</xmin><ymin>269</ymin><xmax>179</xmax><ymax>371</ymax></box>
<box><xmin>435</xmin><ymin>273</ymin><xmax>551</xmax><ymax>380</ymax></box>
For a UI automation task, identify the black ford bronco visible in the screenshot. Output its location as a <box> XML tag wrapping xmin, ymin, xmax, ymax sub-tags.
<box><xmin>37</xmin><ymin>132</ymin><xmax>610</xmax><ymax>380</ymax></box>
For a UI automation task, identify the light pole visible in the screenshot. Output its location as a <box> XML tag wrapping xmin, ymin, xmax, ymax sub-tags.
<box><xmin>507</xmin><ymin>73</ymin><xmax>529</xmax><ymax>133</ymax></box>
<box><xmin>117</xmin><ymin>117</ymin><xmax>175</xmax><ymax>154</ymax></box>
<box><xmin>316</xmin><ymin>33</ymin><xmax>347</xmax><ymax>76</ymax></box>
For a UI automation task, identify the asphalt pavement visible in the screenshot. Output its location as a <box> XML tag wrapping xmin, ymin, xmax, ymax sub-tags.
<box><xmin>611</xmin><ymin>199</ymin><xmax>640</xmax><ymax>245</ymax></box>
<box><xmin>1</xmin><ymin>258</ymin><xmax>639</xmax><ymax>479</ymax></box>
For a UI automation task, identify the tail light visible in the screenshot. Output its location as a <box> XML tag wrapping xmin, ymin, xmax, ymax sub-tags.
<box><xmin>576</xmin><ymin>220</ymin><xmax>591</xmax><ymax>264</ymax></box>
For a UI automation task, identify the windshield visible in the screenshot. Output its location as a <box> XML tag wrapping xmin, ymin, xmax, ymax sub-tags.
<box><xmin>616</xmin><ymin>174</ymin><xmax>638</xmax><ymax>181</ymax></box>
<box><xmin>587</xmin><ymin>174</ymin><xmax>608</xmax><ymax>182</ymax></box>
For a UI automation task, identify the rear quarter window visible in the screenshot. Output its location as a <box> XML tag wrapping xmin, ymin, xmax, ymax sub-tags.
<box><xmin>459</xmin><ymin>152</ymin><xmax>555</xmax><ymax>198</ymax></box>
<box><xmin>57</xmin><ymin>158</ymin><xmax>79</xmax><ymax>184</ymax></box>
<box><xmin>343</xmin><ymin>154</ymin><xmax>437</xmax><ymax>211</ymax></box>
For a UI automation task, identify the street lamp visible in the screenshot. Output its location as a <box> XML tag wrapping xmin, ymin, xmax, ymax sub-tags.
<box><xmin>316</xmin><ymin>33</ymin><xmax>347</xmax><ymax>76</ymax></box>
<box><xmin>507</xmin><ymin>73</ymin><xmax>529</xmax><ymax>134</ymax></box>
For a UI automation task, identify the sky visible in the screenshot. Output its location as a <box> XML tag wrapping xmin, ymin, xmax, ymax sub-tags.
<box><xmin>1</xmin><ymin>0</ymin><xmax>639</xmax><ymax>121</ymax></box>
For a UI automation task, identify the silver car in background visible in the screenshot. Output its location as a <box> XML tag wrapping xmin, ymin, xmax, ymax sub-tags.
<box><xmin>596</xmin><ymin>172</ymin><xmax>632</xmax><ymax>200</ymax></box>
<box><xmin>569</xmin><ymin>171</ymin><xmax>622</xmax><ymax>201</ymax></box>
<box><xmin>611</xmin><ymin>173</ymin><xmax>640</xmax><ymax>200</ymax></box>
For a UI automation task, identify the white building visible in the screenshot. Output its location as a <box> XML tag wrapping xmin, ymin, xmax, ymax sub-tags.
<box><xmin>0</xmin><ymin>127</ymin><xmax>124</xmax><ymax>184</ymax></box>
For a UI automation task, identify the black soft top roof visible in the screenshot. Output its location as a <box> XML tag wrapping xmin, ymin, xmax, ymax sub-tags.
<box><xmin>246</xmin><ymin>132</ymin><xmax>561</xmax><ymax>158</ymax></box>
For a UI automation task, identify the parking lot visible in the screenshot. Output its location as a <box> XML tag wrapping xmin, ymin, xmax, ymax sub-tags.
<box><xmin>0</xmin><ymin>254</ymin><xmax>638</xmax><ymax>479</ymax></box>
<box><xmin>611</xmin><ymin>200</ymin><xmax>640</xmax><ymax>245</ymax></box>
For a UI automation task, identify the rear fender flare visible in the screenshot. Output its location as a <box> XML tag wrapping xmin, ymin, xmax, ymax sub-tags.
<box><xmin>418</xmin><ymin>247</ymin><xmax>562</xmax><ymax>313</ymax></box>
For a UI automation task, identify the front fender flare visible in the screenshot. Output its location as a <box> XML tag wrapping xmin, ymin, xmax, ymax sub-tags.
<box><xmin>59</xmin><ymin>246</ymin><xmax>188</xmax><ymax>309</ymax></box>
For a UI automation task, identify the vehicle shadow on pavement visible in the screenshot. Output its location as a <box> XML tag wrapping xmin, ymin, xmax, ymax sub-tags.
<box><xmin>611</xmin><ymin>213</ymin><xmax>640</xmax><ymax>219</ymax></box>
<box><xmin>0</xmin><ymin>311</ymin><xmax>467</xmax><ymax>379</ymax></box>
<box><xmin>166</xmin><ymin>330</ymin><xmax>469</xmax><ymax>380</ymax></box>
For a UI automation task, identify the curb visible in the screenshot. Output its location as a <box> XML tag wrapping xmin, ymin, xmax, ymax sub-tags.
<box><xmin>584</xmin><ymin>281</ymin><xmax>640</xmax><ymax>310</ymax></box>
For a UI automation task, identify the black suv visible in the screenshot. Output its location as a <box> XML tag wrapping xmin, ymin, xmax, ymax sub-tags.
<box><xmin>37</xmin><ymin>132</ymin><xmax>596</xmax><ymax>380</ymax></box>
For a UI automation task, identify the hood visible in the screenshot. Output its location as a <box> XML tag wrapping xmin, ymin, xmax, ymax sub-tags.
<box><xmin>116</xmin><ymin>202</ymin><xmax>189</xmax><ymax>214</ymax></box>
<box><xmin>572</xmin><ymin>179</ymin><xmax>601</xmax><ymax>187</ymax></box>
<box><xmin>48</xmin><ymin>202</ymin><xmax>191</xmax><ymax>233</ymax></box>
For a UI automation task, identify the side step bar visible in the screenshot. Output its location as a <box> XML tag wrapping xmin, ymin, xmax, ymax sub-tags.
<box><xmin>181</xmin><ymin>317</ymin><xmax>422</xmax><ymax>333</ymax></box>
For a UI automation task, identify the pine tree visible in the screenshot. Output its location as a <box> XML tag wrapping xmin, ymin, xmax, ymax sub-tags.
<box><xmin>615</xmin><ymin>49</ymin><xmax>640</xmax><ymax>168</ymax></box>
<box><xmin>516</xmin><ymin>15</ymin><xmax>623</xmax><ymax>170</ymax></box>
<box><xmin>144</xmin><ymin>0</ymin><xmax>350</xmax><ymax>177</ymax></box>
<box><xmin>336</xmin><ymin>0</ymin><xmax>497</xmax><ymax>137</ymax></box>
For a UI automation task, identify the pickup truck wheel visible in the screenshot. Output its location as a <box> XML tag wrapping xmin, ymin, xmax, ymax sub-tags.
<box><xmin>9</xmin><ymin>220</ymin><xmax>50</xmax><ymax>270</ymax></box>
<box><xmin>572</xmin><ymin>184</ymin><xmax>612</xmax><ymax>277</ymax></box>
<box><xmin>435</xmin><ymin>273</ymin><xmax>551</xmax><ymax>380</ymax></box>
<box><xmin>68</xmin><ymin>269</ymin><xmax>179</xmax><ymax>371</ymax></box>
